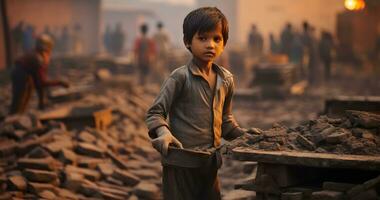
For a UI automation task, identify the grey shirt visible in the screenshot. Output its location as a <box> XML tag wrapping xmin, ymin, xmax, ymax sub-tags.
<box><xmin>146</xmin><ymin>61</ymin><xmax>244</xmax><ymax>148</ymax></box>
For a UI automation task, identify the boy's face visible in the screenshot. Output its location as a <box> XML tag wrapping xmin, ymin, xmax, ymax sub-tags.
<box><xmin>187</xmin><ymin>22</ymin><xmax>224</xmax><ymax>63</ymax></box>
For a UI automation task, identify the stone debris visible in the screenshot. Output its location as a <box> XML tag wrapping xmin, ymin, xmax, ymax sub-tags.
<box><xmin>231</xmin><ymin>111</ymin><xmax>380</xmax><ymax>156</ymax></box>
<box><xmin>0</xmin><ymin>79</ymin><xmax>163</xmax><ymax>199</ymax></box>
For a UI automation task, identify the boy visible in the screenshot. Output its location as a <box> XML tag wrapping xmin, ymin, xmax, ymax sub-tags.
<box><xmin>146</xmin><ymin>7</ymin><xmax>246</xmax><ymax>200</ymax></box>
<box><xmin>10</xmin><ymin>34</ymin><xmax>69</xmax><ymax>114</ymax></box>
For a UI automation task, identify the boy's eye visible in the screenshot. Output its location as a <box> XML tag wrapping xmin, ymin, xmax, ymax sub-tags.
<box><xmin>214</xmin><ymin>37</ymin><xmax>222</xmax><ymax>43</ymax></box>
<box><xmin>198</xmin><ymin>36</ymin><xmax>207</xmax><ymax>41</ymax></box>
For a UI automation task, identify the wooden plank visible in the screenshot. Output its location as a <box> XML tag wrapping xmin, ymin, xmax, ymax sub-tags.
<box><xmin>161</xmin><ymin>147</ymin><xmax>212</xmax><ymax>168</ymax></box>
<box><xmin>232</xmin><ymin>147</ymin><xmax>380</xmax><ymax>171</ymax></box>
<box><xmin>324</xmin><ymin>95</ymin><xmax>380</xmax><ymax>117</ymax></box>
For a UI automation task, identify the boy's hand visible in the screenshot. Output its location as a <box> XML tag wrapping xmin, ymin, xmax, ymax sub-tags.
<box><xmin>152</xmin><ymin>126</ymin><xmax>183</xmax><ymax>156</ymax></box>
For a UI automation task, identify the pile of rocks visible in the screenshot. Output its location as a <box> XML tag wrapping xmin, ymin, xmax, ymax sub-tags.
<box><xmin>232</xmin><ymin>110</ymin><xmax>380</xmax><ymax>156</ymax></box>
<box><xmin>0</xmin><ymin>87</ymin><xmax>162</xmax><ymax>199</ymax></box>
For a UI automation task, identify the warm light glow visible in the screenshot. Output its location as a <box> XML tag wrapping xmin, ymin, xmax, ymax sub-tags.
<box><xmin>344</xmin><ymin>0</ymin><xmax>366</xmax><ymax>11</ymax></box>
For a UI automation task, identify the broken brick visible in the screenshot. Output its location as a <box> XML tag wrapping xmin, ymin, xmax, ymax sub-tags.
<box><xmin>112</xmin><ymin>169</ymin><xmax>140</xmax><ymax>186</ymax></box>
<box><xmin>23</xmin><ymin>169</ymin><xmax>58</xmax><ymax>183</ymax></box>
<box><xmin>7</xmin><ymin>175</ymin><xmax>27</xmax><ymax>191</ymax></box>
<box><xmin>75</xmin><ymin>143</ymin><xmax>104</xmax><ymax>158</ymax></box>
<box><xmin>132</xmin><ymin>182</ymin><xmax>159</xmax><ymax>199</ymax></box>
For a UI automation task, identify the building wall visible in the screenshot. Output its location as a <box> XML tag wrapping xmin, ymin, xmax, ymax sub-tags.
<box><xmin>0</xmin><ymin>9</ymin><xmax>5</xmax><ymax>70</ymax></box>
<box><xmin>337</xmin><ymin>7</ymin><xmax>380</xmax><ymax>56</ymax></box>
<box><xmin>6</xmin><ymin>0</ymin><xmax>101</xmax><ymax>54</ymax></box>
<box><xmin>103</xmin><ymin>1</ymin><xmax>193</xmax><ymax>49</ymax></box>
<box><xmin>198</xmin><ymin>0</ymin><xmax>345</xmax><ymax>51</ymax></box>
<box><xmin>103</xmin><ymin>9</ymin><xmax>155</xmax><ymax>51</ymax></box>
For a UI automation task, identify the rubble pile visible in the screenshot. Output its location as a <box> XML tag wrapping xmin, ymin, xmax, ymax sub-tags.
<box><xmin>232</xmin><ymin>110</ymin><xmax>380</xmax><ymax>156</ymax></box>
<box><xmin>0</xmin><ymin>87</ymin><xmax>162</xmax><ymax>199</ymax></box>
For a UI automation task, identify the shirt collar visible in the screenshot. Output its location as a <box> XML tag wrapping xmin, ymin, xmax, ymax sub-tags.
<box><xmin>187</xmin><ymin>60</ymin><xmax>231</xmax><ymax>80</ymax></box>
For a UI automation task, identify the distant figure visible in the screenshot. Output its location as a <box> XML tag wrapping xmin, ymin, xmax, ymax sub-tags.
<box><xmin>12</xmin><ymin>21</ymin><xmax>25</xmax><ymax>57</ymax></box>
<box><xmin>302</xmin><ymin>23</ymin><xmax>320</xmax><ymax>86</ymax></box>
<box><xmin>269</xmin><ymin>33</ymin><xmax>281</xmax><ymax>54</ymax></box>
<box><xmin>103</xmin><ymin>24</ymin><xmax>112</xmax><ymax>55</ymax></box>
<box><xmin>59</xmin><ymin>26</ymin><xmax>71</xmax><ymax>55</ymax></box>
<box><xmin>72</xmin><ymin>24</ymin><xmax>84</xmax><ymax>55</ymax></box>
<box><xmin>134</xmin><ymin>23</ymin><xmax>156</xmax><ymax>85</ymax></box>
<box><xmin>247</xmin><ymin>24</ymin><xmax>264</xmax><ymax>56</ymax></box>
<box><xmin>10</xmin><ymin>34</ymin><xmax>69</xmax><ymax>114</ymax></box>
<box><xmin>319</xmin><ymin>31</ymin><xmax>334</xmax><ymax>81</ymax></box>
<box><xmin>153</xmin><ymin>21</ymin><xmax>171</xmax><ymax>81</ymax></box>
<box><xmin>22</xmin><ymin>25</ymin><xmax>36</xmax><ymax>53</ymax></box>
<box><xmin>280</xmin><ymin>23</ymin><xmax>294</xmax><ymax>58</ymax></box>
<box><xmin>112</xmin><ymin>23</ymin><xmax>126</xmax><ymax>56</ymax></box>
<box><xmin>290</xmin><ymin>33</ymin><xmax>305</xmax><ymax>77</ymax></box>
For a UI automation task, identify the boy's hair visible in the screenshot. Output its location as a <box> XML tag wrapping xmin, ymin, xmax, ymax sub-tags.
<box><xmin>183</xmin><ymin>7</ymin><xmax>229</xmax><ymax>47</ymax></box>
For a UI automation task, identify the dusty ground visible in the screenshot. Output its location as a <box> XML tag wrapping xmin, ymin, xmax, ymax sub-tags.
<box><xmin>0</xmin><ymin>59</ymin><xmax>379</xmax><ymax>199</ymax></box>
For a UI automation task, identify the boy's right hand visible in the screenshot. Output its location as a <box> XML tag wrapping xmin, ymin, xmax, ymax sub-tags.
<box><xmin>152</xmin><ymin>126</ymin><xmax>183</xmax><ymax>156</ymax></box>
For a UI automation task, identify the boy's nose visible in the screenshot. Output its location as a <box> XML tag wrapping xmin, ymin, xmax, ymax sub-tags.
<box><xmin>206</xmin><ymin>40</ymin><xmax>215</xmax><ymax>48</ymax></box>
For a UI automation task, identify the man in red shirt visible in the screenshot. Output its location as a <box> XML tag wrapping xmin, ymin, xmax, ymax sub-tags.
<box><xmin>10</xmin><ymin>34</ymin><xmax>69</xmax><ymax>114</ymax></box>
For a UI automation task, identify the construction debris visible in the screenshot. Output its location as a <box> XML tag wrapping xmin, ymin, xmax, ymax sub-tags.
<box><xmin>230</xmin><ymin>110</ymin><xmax>380</xmax><ymax>156</ymax></box>
<box><xmin>0</xmin><ymin>77</ymin><xmax>161</xmax><ymax>199</ymax></box>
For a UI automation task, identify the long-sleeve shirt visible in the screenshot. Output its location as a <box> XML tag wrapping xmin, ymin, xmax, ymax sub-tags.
<box><xmin>146</xmin><ymin>61</ymin><xmax>244</xmax><ymax>149</ymax></box>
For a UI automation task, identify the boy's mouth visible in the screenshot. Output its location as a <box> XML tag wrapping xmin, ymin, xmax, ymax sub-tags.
<box><xmin>204</xmin><ymin>51</ymin><xmax>215</xmax><ymax>57</ymax></box>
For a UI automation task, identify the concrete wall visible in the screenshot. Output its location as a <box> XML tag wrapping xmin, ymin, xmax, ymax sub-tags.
<box><xmin>6</xmin><ymin>0</ymin><xmax>101</xmax><ymax>54</ymax></box>
<box><xmin>198</xmin><ymin>0</ymin><xmax>345</xmax><ymax>51</ymax></box>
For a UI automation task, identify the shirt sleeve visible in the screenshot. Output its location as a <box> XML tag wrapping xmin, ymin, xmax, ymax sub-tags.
<box><xmin>221</xmin><ymin>77</ymin><xmax>245</xmax><ymax>140</ymax></box>
<box><xmin>145</xmin><ymin>74</ymin><xmax>184</xmax><ymax>139</ymax></box>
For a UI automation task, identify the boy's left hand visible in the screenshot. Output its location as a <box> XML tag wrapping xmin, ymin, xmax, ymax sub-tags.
<box><xmin>151</xmin><ymin>126</ymin><xmax>183</xmax><ymax>156</ymax></box>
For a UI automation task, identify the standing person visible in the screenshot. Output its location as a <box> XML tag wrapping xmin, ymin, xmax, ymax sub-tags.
<box><xmin>9</xmin><ymin>34</ymin><xmax>69</xmax><ymax>114</ymax></box>
<box><xmin>22</xmin><ymin>24</ymin><xmax>36</xmax><ymax>53</ymax></box>
<box><xmin>280</xmin><ymin>23</ymin><xmax>294</xmax><ymax>58</ymax></box>
<box><xmin>269</xmin><ymin>33</ymin><xmax>281</xmax><ymax>54</ymax></box>
<box><xmin>303</xmin><ymin>24</ymin><xmax>320</xmax><ymax>86</ymax></box>
<box><xmin>112</xmin><ymin>22</ymin><xmax>126</xmax><ymax>56</ymax></box>
<box><xmin>319</xmin><ymin>31</ymin><xmax>334</xmax><ymax>82</ymax></box>
<box><xmin>146</xmin><ymin>7</ymin><xmax>254</xmax><ymax>199</ymax></box>
<box><xmin>133</xmin><ymin>23</ymin><xmax>156</xmax><ymax>85</ymax></box>
<box><xmin>72</xmin><ymin>23</ymin><xmax>84</xmax><ymax>55</ymax></box>
<box><xmin>103</xmin><ymin>24</ymin><xmax>112</xmax><ymax>55</ymax></box>
<box><xmin>59</xmin><ymin>26</ymin><xmax>71</xmax><ymax>56</ymax></box>
<box><xmin>290</xmin><ymin>32</ymin><xmax>305</xmax><ymax>78</ymax></box>
<box><xmin>247</xmin><ymin>24</ymin><xmax>263</xmax><ymax>56</ymax></box>
<box><xmin>11</xmin><ymin>21</ymin><xmax>25</xmax><ymax>57</ymax></box>
<box><xmin>153</xmin><ymin>21</ymin><xmax>171</xmax><ymax>82</ymax></box>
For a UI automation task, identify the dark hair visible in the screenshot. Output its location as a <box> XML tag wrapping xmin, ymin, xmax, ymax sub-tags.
<box><xmin>140</xmin><ymin>23</ymin><xmax>148</xmax><ymax>34</ymax></box>
<box><xmin>183</xmin><ymin>7</ymin><xmax>229</xmax><ymax>47</ymax></box>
